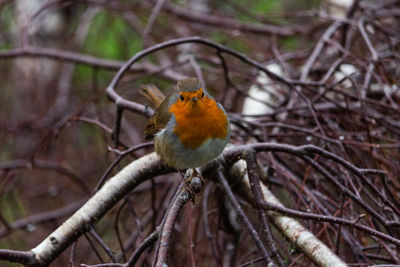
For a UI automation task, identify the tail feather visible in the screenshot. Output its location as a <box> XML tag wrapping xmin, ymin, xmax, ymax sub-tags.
<box><xmin>140</xmin><ymin>84</ymin><xmax>165</xmax><ymax>107</ymax></box>
<box><xmin>140</xmin><ymin>84</ymin><xmax>168</xmax><ymax>139</ymax></box>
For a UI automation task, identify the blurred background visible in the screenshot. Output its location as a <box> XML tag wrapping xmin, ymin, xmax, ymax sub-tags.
<box><xmin>1</xmin><ymin>0</ymin><xmax>399</xmax><ymax>266</ymax></box>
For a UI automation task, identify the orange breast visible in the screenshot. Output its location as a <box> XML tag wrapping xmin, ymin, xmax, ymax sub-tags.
<box><xmin>169</xmin><ymin>97</ymin><xmax>228</xmax><ymax>149</ymax></box>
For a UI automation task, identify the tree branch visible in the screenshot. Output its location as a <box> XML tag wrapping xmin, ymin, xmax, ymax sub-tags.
<box><xmin>229</xmin><ymin>159</ymin><xmax>347</xmax><ymax>267</ymax></box>
<box><xmin>28</xmin><ymin>152</ymin><xmax>170</xmax><ymax>266</ymax></box>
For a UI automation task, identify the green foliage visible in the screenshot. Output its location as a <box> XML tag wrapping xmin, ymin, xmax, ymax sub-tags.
<box><xmin>73</xmin><ymin>65</ymin><xmax>112</xmax><ymax>89</ymax></box>
<box><xmin>83</xmin><ymin>12</ymin><xmax>142</xmax><ymax>60</ymax></box>
<box><xmin>73</xmin><ymin>64</ymin><xmax>90</xmax><ymax>86</ymax></box>
<box><xmin>75</xmin><ymin>11</ymin><xmax>145</xmax><ymax>93</ymax></box>
<box><xmin>222</xmin><ymin>0</ymin><xmax>283</xmax><ymax>23</ymax></box>
<box><xmin>209</xmin><ymin>31</ymin><xmax>248</xmax><ymax>53</ymax></box>
<box><xmin>1</xmin><ymin>190</ymin><xmax>26</xmax><ymax>222</ymax></box>
<box><xmin>249</xmin><ymin>0</ymin><xmax>283</xmax><ymax>14</ymax></box>
<box><xmin>0</xmin><ymin>5</ymin><xmax>14</xmax><ymax>50</ymax></box>
<box><xmin>0</xmin><ymin>233</ymin><xmax>28</xmax><ymax>267</ymax></box>
<box><xmin>77</xmin><ymin>122</ymin><xmax>105</xmax><ymax>150</ymax></box>
<box><xmin>0</xmin><ymin>138</ymin><xmax>14</xmax><ymax>161</ymax></box>
<box><xmin>281</xmin><ymin>36</ymin><xmax>300</xmax><ymax>51</ymax></box>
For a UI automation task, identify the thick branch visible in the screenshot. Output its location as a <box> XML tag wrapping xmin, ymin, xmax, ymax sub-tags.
<box><xmin>1</xmin><ymin>143</ymin><xmax>389</xmax><ymax>266</ymax></box>
<box><xmin>0</xmin><ymin>249</ymin><xmax>35</xmax><ymax>265</ymax></box>
<box><xmin>29</xmin><ymin>152</ymin><xmax>170</xmax><ymax>266</ymax></box>
<box><xmin>230</xmin><ymin>160</ymin><xmax>347</xmax><ymax>267</ymax></box>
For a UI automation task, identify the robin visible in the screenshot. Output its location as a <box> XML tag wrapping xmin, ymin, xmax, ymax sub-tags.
<box><xmin>141</xmin><ymin>77</ymin><xmax>230</xmax><ymax>185</ymax></box>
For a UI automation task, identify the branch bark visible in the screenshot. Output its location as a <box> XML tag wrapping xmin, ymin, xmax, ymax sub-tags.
<box><xmin>28</xmin><ymin>152</ymin><xmax>170</xmax><ymax>266</ymax></box>
<box><xmin>230</xmin><ymin>159</ymin><xmax>348</xmax><ymax>267</ymax></box>
<box><xmin>1</xmin><ymin>143</ymin><xmax>394</xmax><ymax>266</ymax></box>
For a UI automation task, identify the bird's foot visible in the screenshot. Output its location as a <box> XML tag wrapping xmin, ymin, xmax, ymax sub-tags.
<box><xmin>178</xmin><ymin>169</ymin><xmax>204</xmax><ymax>203</ymax></box>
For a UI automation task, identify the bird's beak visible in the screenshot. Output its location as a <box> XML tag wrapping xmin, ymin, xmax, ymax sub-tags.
<box><xmin>192</xmin><ymin>97</ymin><xmax>198</xmax><ymax>102</ymax></box>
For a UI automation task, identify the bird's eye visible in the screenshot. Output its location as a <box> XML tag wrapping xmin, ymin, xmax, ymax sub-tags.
<box><xmin>201</xmin><ymin>92</ymin><xmax>204</xmax><ymax>98</ymax></box>
<box><xmin>180</xmin><ymin>95</ymin><xmax>184</xmax><ymax>101</ymax></box>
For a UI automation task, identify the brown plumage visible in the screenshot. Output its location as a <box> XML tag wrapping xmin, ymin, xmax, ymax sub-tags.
<box><xmin>140</xmin><ymin>84</ymin><xmax>170</xmax><ymax>140</ymax></box>
<box><xmin>140</xmin><ymin>84</ymin><xmax>165</xmax><ymax>108</ymax></box>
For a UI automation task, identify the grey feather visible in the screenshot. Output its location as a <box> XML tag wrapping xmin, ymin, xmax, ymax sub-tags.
<box><xmin>177</xmin><ymin>77</ymin><xmax>202</xmax><ymax>92</ymax></box>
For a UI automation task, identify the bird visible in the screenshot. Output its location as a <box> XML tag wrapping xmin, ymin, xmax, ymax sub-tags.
<box><xmin>141</xmin><ymin>77</ymin><xmax>230</xmax><ymax>185</ymax></box>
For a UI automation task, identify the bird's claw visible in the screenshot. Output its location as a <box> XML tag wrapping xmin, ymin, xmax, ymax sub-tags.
<box><xmin>178</xmin><ymin>169</ymin><xmax>204</xmax><ymax>203</ymax></box>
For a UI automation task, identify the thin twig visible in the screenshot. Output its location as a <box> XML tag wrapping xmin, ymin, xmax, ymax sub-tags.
<box><xmin>216</xmin><ymin>169</ymin><xmax>272</xmax><ymax>265</ymax></box>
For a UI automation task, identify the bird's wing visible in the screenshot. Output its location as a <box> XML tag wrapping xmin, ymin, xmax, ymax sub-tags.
<box><xmin>142</xmin><ymin>87</ymin><xmax>176</xmax><ymax>140</ymax></box>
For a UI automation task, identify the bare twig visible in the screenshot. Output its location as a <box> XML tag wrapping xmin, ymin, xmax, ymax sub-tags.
<box><xmin>28</xmin><ymin>152</ymin><xmax>169</xmax><ymax>266</ymax></box>
<box><xmin>153</xmin><ymin>187</ymin><xmax>191</xmax><ymax>267</ymax></box>
<box><xmin>216</xmin><ymin>168</ymin><xmax>272</xmax><ymax>265</ymax></box>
